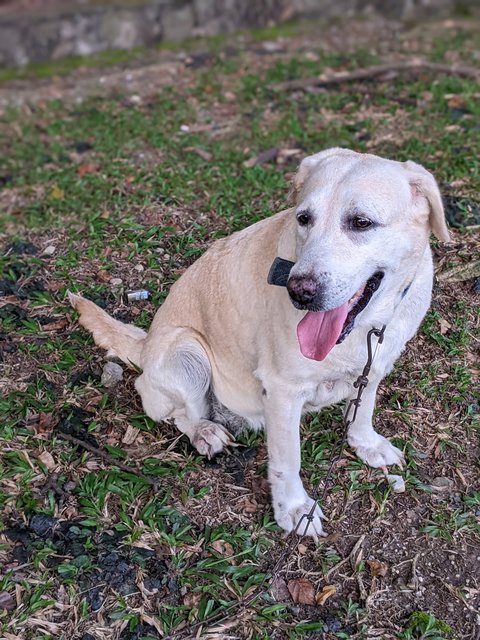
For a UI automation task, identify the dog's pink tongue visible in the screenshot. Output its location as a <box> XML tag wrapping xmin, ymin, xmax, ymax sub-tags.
<box><xmin>297</xmin><ymin>302</ymin><xmax>349</xmax><ymax>361</ymax></box>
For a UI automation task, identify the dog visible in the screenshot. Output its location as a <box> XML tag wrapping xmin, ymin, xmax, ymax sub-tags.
<box><xmin>69</xmin><ymin>147</ymin><xmax>450</xmax><ymax>538</ymax></box>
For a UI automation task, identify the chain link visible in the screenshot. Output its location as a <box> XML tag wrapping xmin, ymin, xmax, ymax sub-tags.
<box><xmin>166</xmin><ymin>324</ymin><xmax>387</xmax><ymax>639</ymax></box>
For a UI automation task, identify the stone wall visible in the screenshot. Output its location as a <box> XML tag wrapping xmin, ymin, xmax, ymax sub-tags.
<box><xmin>0</xmin><ymin>0</ymin><xmax>460</xmax><ymax>67</ymax></box>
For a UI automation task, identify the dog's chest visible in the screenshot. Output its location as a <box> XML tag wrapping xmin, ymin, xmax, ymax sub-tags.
<box><xmin>303</xmin><ymin>376</ymin><xmax>353</xmax><ymax>411</ymax></box>
<box><xmin>299</xmin><ymin>349</ymin><xmax>370</xmax><ymax>411</ymax></box>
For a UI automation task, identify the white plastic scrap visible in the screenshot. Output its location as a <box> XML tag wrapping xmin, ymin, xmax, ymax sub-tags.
<box><xmin>386</xmin><ymin>474</ymin><xmax>406</xmax><ymax>493</ymax></box>
<box><xmin>101</xmin><ymin>361</ymin><xmax>124</xmax><ymax>388</ymax></box>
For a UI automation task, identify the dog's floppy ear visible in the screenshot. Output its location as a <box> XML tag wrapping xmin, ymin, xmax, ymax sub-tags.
<box><xmin>404</xmin><ymin>160</ymin><xmax>451</xmax><ymax>242</ymax></box>
<box><xmin>290</xmin><ymin>147</ymin><xmax>354</xmax><ymax>201</ymax></box>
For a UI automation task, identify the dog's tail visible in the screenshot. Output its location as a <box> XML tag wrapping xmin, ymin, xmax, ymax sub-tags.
<box><xmin>68</xmin><ymin>292</ymin><xmax>147</xmax><ymax>368</ymax></box>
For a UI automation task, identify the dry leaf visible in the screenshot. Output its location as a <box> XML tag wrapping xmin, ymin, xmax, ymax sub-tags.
<box><xmin>122</xmin><ymin>425</ymin><xmax>140</xmax><ymax>445</ymax></box>
<box><xmin>140</xmin><ymin>614</ymin><xmax>164</xmax><ymax>635</ymax></box>
<box><xmin>35</xmin><ymin>412</ymin><xmax>57</xmax><ymax>434</ymax></box>
<box><xmin>321</xmin><ymin>531</ymin><xmax>341</xmax><ymax>544</ymax></box>
<box><xmin>444</xmin><ymin>124</ymin><xmax>462</xmax><ymax>132</ymax></box>
<box><xmin>438</xmin><ymin>318</ymin><xmax>452</xmax><ymax>335</ymax></box>
<box><xmin>183</xmin><ymin>591</ymin><xmax>202</xmax><ymax>607</ymax></box>
<box><xmin>243</xmin><ymin>156</ymin><xmax>258</xmax><ymax>168</ymax></box>
<box><xmin>0</xmin><ymin>591</ymin><xmax>16</xmax><ymax>611</ymax></box>
<box><xmin>239</xmin><ymin>497</ymin><xmax>258</xmax><ymax>513</ymax></box>
<box><xmin>270</xmin><ymin>576</ymin><xmax>290</xmax><ymax>602</ymax></box>
<box><xmin>100</xmin><ymin>209</ymin><xmax>110</xmax><ymax>219</ymax></box>
<box><xmin>366</xmin><ymin>559</ymin><xmax>388</xmax><ymax>577</ymax></box>
<box><xmin>243</xmin><ymin>147</ymin><xmax>278</xmax><ymax>168</ymax></box>
<box><xmin>276</xmin><ymin>148</ymin><xmax>303</xmax><ymax>165</ymax></box>
<box><xmin>96</xmin><ymin>269</ymin><xmax>111</xmax><ymax>283</ymax></box>
<box><xmin>154</xmin><ymin>544</ymin><xmax>172</xmax><ymax>558</ymax></box>
<box><xmin>77</xmin><ymin>163</ymin><xmax>97</xmax><ymax>177</ymax></box>
<box><xmin>287</xmin><ymin>577</ymin><xmax>315</xmax><ymax>605</ymax></box>
<box><xmin>14</xmin><ymin>583</ymin><xmax>22</xmax><ymax>607</ymax></box>
<box><xmin>445</xmin><ymin>94</ymin><xmax>465</xmax><ymax>109</ymax></box>
<box><xmin>41</xmin><ymin>318</ymin><xmax>69</xmax><ymax>332</ymax></box>
<box><xmin>38</xmin><ymin>450</ymin><xmax>56</xmax><ymax>471</ymax></box>
<box><xmin>211</xmin><ymin>539</ymin><xmax>234</xmax><ymax>558</ymax></box>
<box><xmin>297</xmin><ymin>543</ymin><xmax>308</xmax><ymax>554</ymax></box>
<box><xmin>186</xmin><ymin>146</ymin><xmax>213</xmax><ymax>161</ymax></box>
<box><xmin>315</xmin><ymin>584</ymin><xmax>337</xmax><ymax>605</ymax></box>
<box><xmin>27</xmin><ymin>617</ymin><xmax>62</xmax><ymax>633</ymax></box>
<box><xmin>50</xmin><ymin>185</ymin><xmax>64</xmax><ymax>200</ymax></box>
<box><xmin>449</xmin><ymin>177</ymin><xmax>469</xmax><ymax>188</ymax></box>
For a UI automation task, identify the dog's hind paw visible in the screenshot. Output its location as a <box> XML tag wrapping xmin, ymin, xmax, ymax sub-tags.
<box><xmin>349</xmin><ymin>432</ymin><xmax>404</xmax><ymax>469</ymax></box>
<box><xmin>191</xmin><ymin>420</ymin><xmax>233</xmax><ymax>459</ymax></box>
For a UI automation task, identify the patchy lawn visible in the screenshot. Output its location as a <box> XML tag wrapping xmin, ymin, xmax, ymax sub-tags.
<box><xmin>0</xmin><ymin>15</ymin><xmax>479</xmax><ymax>640</ymax></box>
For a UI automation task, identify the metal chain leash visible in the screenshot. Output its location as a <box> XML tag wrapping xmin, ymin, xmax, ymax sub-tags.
<box><xmin>165</xmin><ymin>324</ymin><xmax>387</xmax><ymax>639</ymax></box>
<box><xmin>295</xmin><ymin>324</ymin><xmax>386</xmax><ymax>538</ymax></box>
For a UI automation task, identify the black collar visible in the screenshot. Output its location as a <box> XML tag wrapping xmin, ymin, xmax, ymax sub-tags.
<box><xmin>267</xmin><ymin>257</ymin><xmax>295</xmax><ymax>287</ymax></box>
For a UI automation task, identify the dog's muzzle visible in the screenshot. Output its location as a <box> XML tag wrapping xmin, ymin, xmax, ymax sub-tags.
<box><xmin>286</xmin><ymin>275</ymin><xmax>318</xmax><ymax>307</ymax></box>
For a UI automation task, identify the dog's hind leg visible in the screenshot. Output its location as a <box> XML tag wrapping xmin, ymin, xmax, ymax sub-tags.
<box><xmin>135</xmin><ymin>331</ymin><xmax>233</xmax><ymax>458</ymax></box>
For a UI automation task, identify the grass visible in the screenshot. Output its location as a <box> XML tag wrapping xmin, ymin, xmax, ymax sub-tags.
<box><xmin>399</xmin><ymin>611</ymin><xmax>453</xmax><ymax>639</ymax></box>
<box><xmin>1</xmin><ymin>15</ymin><xmax>479</xmax><ymax>640</ymax></box>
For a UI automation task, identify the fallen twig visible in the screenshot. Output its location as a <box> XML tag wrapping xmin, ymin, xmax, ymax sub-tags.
<box><xmin>440</xmin><ymin>579</ymin><xmax>480</xmax><ymax>616</ymax></box>
<box><xmin>40</xmin><ymin>472</ymin><xmax>68</xmax><ymax>499</ymax></box>
<box><xmin>324</xmin><ymin>533</ymin><xmax>366</xmax><ymax>581</ymax></box>
<box><xmin>407</xmin><ymin>552</ymin><xmax>421</xmax><ymax>591</ymax></box>
<box><xmin>56</xmin><ymin>431</ymin><xmax>159</xmax><ymax>489</ymax></box>
<box><xmin>437</xmin><ymin>259</ymin><xmax>480</xmax><ymax>283</ymax></box>
<box><xmin>272</xmin><ymin>60</ymin><xmax>480</xmax><ymax>91</ymax></box>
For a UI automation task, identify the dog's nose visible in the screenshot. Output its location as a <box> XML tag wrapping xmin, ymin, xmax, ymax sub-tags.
<box><xmin>287</xmin><ymin>276</ymin><xmax>318</xmax><ymax>305</ymax></box>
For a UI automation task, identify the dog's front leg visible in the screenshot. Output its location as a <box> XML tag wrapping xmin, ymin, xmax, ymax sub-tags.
<box><xmin>264</xmin><ymin>391</ymin><xmax>325</xmax><ymax>539</ymax></box>
<box><xmin>346</xmin><ymin>378</ymin><xmax>405</xmax><ymax>469</ymax></box>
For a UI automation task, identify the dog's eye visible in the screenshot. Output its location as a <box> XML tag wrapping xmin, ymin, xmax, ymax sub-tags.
<box><xmin>297</xmin><ymin>211</ymin><xmax>311</xmax><ymax>226</ymax></box>
<box><xmin>351</xmin><ymin>216</ymin><xmax>373</xmax><ymax>230</ymax></box>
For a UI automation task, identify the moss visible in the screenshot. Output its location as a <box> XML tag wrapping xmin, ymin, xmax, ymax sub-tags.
<box><xmin>0</xmin><ymin>47</ymin><xmax>147</xmax><ymax>83</ymax></box>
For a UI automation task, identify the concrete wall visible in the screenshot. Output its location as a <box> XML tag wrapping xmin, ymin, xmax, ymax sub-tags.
<box><xmin>0</xmin><ymin>0</ymin><xmax>459</xmax><ymax>67</ymax></box>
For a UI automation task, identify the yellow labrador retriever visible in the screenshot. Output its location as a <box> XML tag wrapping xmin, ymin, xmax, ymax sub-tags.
<box><xmin>69</xmin><ymin>148</ymin><xmax>450</xmax><ymax>538</ymax></box>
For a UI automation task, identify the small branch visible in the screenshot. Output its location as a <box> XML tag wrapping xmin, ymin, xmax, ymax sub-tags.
<box><xmin>437</xmin><ymin>259</ymin><xmax>480</xmax><ymax>283</ymax></box>
<box><xmin>56</xmin><ymin>431</ymin><xmax>159</xmax><ymax>489</ymax></box>
<box><xmin>440</xmin><ymin>579</ymin><xmax>480</xmax><ymax>616</ymax></box>
<box><xmin>407</xmin><ymin>552</ymin><xmax>420</xmax><ymax>591</ymax></box>
<box><xmin>40</xmin><ymin>472</ymin><xmax>68</xmax><ymax>499</ymax></box>
<box><xmin>324</xmin><ymin>533</ymin><xmax>366</xmax><ymax>581</ymax></box>
<box><xmin>272</xmin><ymin>60</ymin><xmax>480</xmax><ymax>92</ymax></box>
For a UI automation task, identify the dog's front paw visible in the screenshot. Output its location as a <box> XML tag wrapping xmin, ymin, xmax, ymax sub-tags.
<box><xmin>349</xmin><ymin>432</ymin><xmax>404</xmax><ymax>468</ymax></box>
<box><xmin>191</xmin><ymin>420</ymin><xmax>233</xmax><ymax>458</ymax></box>
<box><xmin>273</xmin><ymin>494</ymin><xmax>326</xmax><ymax>540</ymax></box>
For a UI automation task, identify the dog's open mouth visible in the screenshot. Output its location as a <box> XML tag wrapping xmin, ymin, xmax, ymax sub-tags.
<box><xmin>297</xmin><ymin>271</ymin><xmax>384</xmax><ymax>361</ymax></box>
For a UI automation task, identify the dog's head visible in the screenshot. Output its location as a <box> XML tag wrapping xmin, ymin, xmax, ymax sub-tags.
<box><xmin>285</xmin><ymin>148</ymin><xmax>450</xmax><ymax>360</ymax></box>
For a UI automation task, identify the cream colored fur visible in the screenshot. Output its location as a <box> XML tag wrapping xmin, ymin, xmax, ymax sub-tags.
<box><xmin>69</xmin><ymin>148</ymin><xmax>449</xmax><ymax>538</ymax></box>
